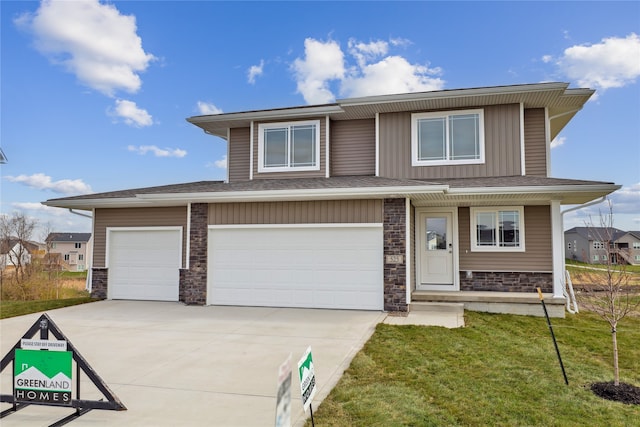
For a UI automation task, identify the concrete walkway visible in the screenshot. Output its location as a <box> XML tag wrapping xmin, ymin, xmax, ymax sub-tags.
<box><xmin>1</xmin><ymin>301</ymin><xmax>462</xmax><ymax>426</ymax></box>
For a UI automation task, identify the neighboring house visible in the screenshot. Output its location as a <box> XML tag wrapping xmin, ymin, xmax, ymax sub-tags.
<box><xmin>0</xmin><ymin>239</ymin><xmax>38</xmax><ymax>270</ymax></box>
<box><xmin>616</xmin><ymin>231</ymin><xmax>640</xmax><ymax>265</ymax></box>
<box><xmin>564</xmin><ymin>227</ymin><xmax>639</xmax><ymax>265</ymax></box>
<box><xmin>45</xmin><ymin>233</ymin><xmax>92</xmax><ymax>272</ymax></box>
<box><xmin>44</xmin><ymin>82</ymin><xmax>620</xmax><ymax>317</ymax></box>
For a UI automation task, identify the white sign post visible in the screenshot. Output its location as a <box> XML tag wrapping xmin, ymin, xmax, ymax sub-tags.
<box><xmin>274</xmin><ymin>353</ymin><xmax>292</xmax><ymax>427</ymax></box>
<box><xmin>297</xmin><ymin>346</ymin><xmax>317</xmax><ymax>425</ymax></box>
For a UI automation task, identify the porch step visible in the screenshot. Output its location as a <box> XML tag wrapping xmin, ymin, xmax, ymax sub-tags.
<box><xmin>410</xmin><ymin>301</ymin><xmax>465</xmax><ymax>315</ymax></box>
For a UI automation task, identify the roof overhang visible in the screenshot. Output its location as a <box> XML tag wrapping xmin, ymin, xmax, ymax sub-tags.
<box><xmin>187</xmin><ymin>82</ymin><xmax>594</xmax><ymax>140</ymax></box>
<box><xmin>43</xmin><ymin>182</ymin><xmax>619</xmax><ymax>211</ymax></box>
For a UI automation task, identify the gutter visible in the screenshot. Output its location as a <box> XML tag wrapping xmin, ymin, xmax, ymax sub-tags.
<box><xmin>69</xmin><ymin>209</ymin><xmax>93</xmax><ymax>219</ymax></box>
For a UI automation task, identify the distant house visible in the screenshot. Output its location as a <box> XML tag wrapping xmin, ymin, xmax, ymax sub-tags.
<box><xmin>0</xmin><ymin>238</ymin><xmax>39</xmax><ymax>270</ymax></box>
<box><xmin>45</xmin><ymin>233</ymin><xmax>92</xmax><ymax>272</ymax></box>
<box><xmin>564</xmin><ymin>227</ymin><xmax>638</xmax><ymax>265</ymax></box>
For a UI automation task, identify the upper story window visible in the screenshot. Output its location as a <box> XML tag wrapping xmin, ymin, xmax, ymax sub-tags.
<box><xmin>412</xmin><ymin>109</ymin><xmax>484</xmax><ymax>166</ymax></box>
<box><xmin>470</xmin><ymin>207</ymin><xmax>525</xmax><ymax>252</ymax></box>
<box><xmin>593</xmin><ymin>241</ymin><xmax>604</xmax><ymax>249</ymax></box>
<box><xmin>258</xmin><ymin>120</ymin><xmax>320</xmax><ymax>173</ymax></box>
<box><xmin>633</xmin><ymin>242</ymin><xmax>640</xmax><ymax>249</ymax></box>
<box><xmin>75</xmin><ymin>242</ymin><xmax>82</xmax><ymax>249</ymax></box>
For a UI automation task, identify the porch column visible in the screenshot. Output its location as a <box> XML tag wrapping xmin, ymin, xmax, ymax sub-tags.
<box><xmin>383</xmin><ymin>198</ymin><xmax>408</xmax><ymax>312</ymax></box>
<box><xmin>550</xmin><ymin>200</ymin><xmax>564</xmax><ymax>298</ymax></box>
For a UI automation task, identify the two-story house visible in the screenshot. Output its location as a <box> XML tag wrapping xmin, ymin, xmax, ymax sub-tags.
<box><xmin>565</xmin><ymin>227</ymin><xmax>640</xmax><ymax>265</ymax></box>
<box><xmin>44</xmin><ymin>83</ymin><xmax>619</xmax><ymax>317</ymax></box>
<box><xmin>45</xmin><ymin>233</ymin><xmax>92</xmax><ymax>272</ymax></box>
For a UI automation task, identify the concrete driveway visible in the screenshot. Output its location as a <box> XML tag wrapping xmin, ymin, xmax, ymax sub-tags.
<box><xmin>1</xmin><ymin>301</ymin><xmax>386</xmax><ymax>426</ymax></box>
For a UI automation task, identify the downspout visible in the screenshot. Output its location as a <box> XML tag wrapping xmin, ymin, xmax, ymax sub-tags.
<box><xmin>560</xmin><ymin>196</ymin><xmax>607</xmax><ymax>313</ymax></box>
<box><xmin>68</xmin><ymin>209</ymin><xmax>92</xmax><ymax>219</ymax></box>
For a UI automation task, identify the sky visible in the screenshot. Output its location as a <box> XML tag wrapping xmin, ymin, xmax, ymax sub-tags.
<box><xmin>1</xmin><ymin>0</ymin><xmax>639</xmax><ymax>240</ymax></box>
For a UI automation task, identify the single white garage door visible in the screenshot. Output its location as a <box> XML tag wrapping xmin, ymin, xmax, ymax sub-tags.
<box><xmin>208</xmin><ymin>225</ymin><xmax>383</xmax><ymax>310</ymax></box>
<box><xmin>107</xmin><ymin>228</ymin><xmax>182</xmax><ymax>301</ymax></box>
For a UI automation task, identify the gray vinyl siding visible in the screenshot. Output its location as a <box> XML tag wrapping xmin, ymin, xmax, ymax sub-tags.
<box><xmin>228</xmin><ymin>127</ymin><xmax>251</xmax><ymax>182</ymax></box>
<box><xmin>209</xmin><ymin>199</ymin><xmax>383</xmax><ymax>225</ymax></box>
<box><xmin>458</xmin><ymin>205</ymin><xmax>552</xmax><ymax>272</ymax></box>
<box><xmin>379</xmin><ymin>104</ymin><xmax>522</xmax><ymax>179</ymax></box>
<box><xmin>330</xmin><ymin>119</ymin><xmax>376</xmax><ymax>176</ymax></box>
<box><xmin>93</xmin><ymin>207</ymin><xmax>188</xmax><ymax>268</ymax></box>
<box><xmin>524</xmin><ymin>108</ymin><xmax>547</xmax><ymax>176</ymax></box>
<box><xmin>253</xmin><ymin>118</ymin><xmax>327</xmax><ymax>180</ymax></box>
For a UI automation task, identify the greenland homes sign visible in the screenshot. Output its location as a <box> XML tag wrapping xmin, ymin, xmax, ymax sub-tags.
<box><xmin>14</xmin><ymin>348</ymin><xmax>73</xmax><ymax>405</ymax></box>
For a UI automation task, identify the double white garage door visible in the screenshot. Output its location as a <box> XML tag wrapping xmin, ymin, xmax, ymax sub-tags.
<box><xmin>108</xmin><ymin>225</ymin><xmax>383</xmax><ymax>310</ymax></box>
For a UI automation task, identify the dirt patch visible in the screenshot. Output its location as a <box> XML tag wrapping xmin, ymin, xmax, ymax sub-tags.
<box><xmin>590</xmin><ymin>382</ymin><xmax>640</xmax><ymax>405</ymax></box>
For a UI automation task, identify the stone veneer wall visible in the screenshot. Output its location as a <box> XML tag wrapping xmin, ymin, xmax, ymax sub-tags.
<box><xmin>182</xmin><ymin>203</ymin><xmax>208</xmax><ymax>305</ymax></box>
<box><xmin>383</xmin><ymin>198</ymin><xmax>408</xmax><ymax>312</ymax></box>
<box><xmin>91</xmin><ymin>268</ymin><xmax>108</xmax><ymax>299</ymax></box>
<box><xmin>459</xmin><ymin>271</ymin><xmax>553</xmax><ymax>293</ymax></box>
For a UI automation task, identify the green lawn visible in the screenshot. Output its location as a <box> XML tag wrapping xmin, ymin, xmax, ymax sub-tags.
<box><xmin>308</xmin><ymin>310</ymin><xmax>640</xmax><ymax>426</ymax></box>
<box><xmin>0</xmin><ymin>297</ymin><xmax>96</xmax><ymax>319</ymax></box>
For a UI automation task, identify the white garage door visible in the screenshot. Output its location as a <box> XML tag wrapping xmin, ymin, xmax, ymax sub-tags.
<box><xmin>108</xmin><ymin>228</ymin><xmax>182</xmax><ymax>301</ymax></box>
<box><xmin>208</xmin><ymin>225</ymin><xmax>383</xmax><ymax>310</ymax></box>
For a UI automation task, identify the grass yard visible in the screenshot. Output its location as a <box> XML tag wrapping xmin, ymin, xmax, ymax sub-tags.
<box><xmin>308</xmin><ymin>310</ymin><xmax>640</xmax><ymax>426</ymax></box>
<box><xmin>0</xmin><ymin>297</ymin><xmax>95</xmax><ymax>319</ymax></box>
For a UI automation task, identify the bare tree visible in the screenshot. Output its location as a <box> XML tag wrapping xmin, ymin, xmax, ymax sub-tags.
<box><xmin>578</xmin><ymin>200</ymin><xmax>640</xmax><ymax>386</ymax></box>
<box><xmin>0</xmin><ymin>212</ymin><xmax>38</xmax><ymax>298</ymax></box>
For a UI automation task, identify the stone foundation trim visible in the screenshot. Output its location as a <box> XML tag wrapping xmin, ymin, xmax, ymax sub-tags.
<box><xmin>90</xmin><ymin>268</ymin><xmax>108</xmax><ymax>300</ymax></box>
<box><xmin>459</xmin><ymin>271</ymin><xmax>553</xmax><ymax>293</ymax></box>
<box><xmin>383</xmin><ymin>198</ymin><xmax>408</xmax><ymax>312</ymax></box>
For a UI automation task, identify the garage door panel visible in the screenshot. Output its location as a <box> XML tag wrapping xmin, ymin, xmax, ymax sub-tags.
<box><xmin>108</xmin><ymin>229</ymin><xmax>181</xmax><ymax>302</ymax></box>
<box><xmin>208</xmin><ymin>226</ymin><xmax>383</xmax><ymax>310</ymax></box>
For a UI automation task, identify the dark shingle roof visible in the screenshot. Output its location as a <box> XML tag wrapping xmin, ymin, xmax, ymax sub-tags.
<box><xmin>564</xmin><ymin>227</ymin><xmax>626</xmax><ymax>241</ymax></box>
<box><xmin>46</xmin><ymin>233</ymin><xmax>91</xmax><ymax>243</ymax></box>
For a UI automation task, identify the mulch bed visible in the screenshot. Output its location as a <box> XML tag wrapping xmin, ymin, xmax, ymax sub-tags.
<box><xmin>590</xmin><ymin>381</ymin><xmax>640</xmax><ymax>405</ymax></box>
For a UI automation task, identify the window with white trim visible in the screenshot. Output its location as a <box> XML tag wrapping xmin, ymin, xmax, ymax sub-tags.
<box><xmin>593</xmin><ymin>254</ymin><xmax>599</xmax><ymax>261</ymax></box>
<box><xmin>258</xmin><ymin>120</ymin><xmax>320</xmax><ymax>172</ymax></box>
<box><xmin>633</xmin><ymin>242</ymin><xmax>640</xmax><ymax>249</ymax></box>
<box><xmin>470</xmin><ymin>207</ymin><xmax>525</xmax><ymax>252</ymax></box>
<box><xmin>412</xmin><ymin>109</ymin><xmax>484</xmax><ymax>166</ymax></box>
<box><xmin>593</xmin><ymin>241</ymin><xmax>604</xmax><ymax>249</ymax></box>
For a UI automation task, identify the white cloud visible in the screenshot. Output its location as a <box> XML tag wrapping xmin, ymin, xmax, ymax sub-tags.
<box><xmin>608</xmin><ymin>183</ymin><xmax>640</xmax><ymax>215</ymax></box>
<box><xmin>550</xmin><ymin>136</ymin><xmax>566</xmax><ymax>149</ymax></box>
<box><xmin>5</xmin><ymin>173</ymin><xmax>92</xmax><ymax>195</ymax></box>
<box><xmin>197</xmin><ymin>101</ymin><xmax>223</xmax><ymax>115</ymax></box>
<box><xmin>292</xmin><ymin>37</ymin><xmax>444</xmax><ymax>104</ymax></box>
<box><xmin>541</xmin><ymin>55</ymin><xmax>553</xmax><ymax>63</ymax></box>
<box><xmin>557</xmin><ymin>33</ymin><xmax>640</xmax><ymax>92</ymax></box>
<box><xmin>15</xmin><ymin>0</ymin><xmax>155</xmax><ymax>96</ymax></box>
<box><xmin>292</xmin><ymin>38</ymin><xmax>345</xmax><ymax>104</ymax></box>
<box><xmin>342</xmin><ymin>55</ymin><xmax>444</xmax><ymax>98</ymax></box>
<box><xmin>112</xmin><ymin>99</ymin><xmax>153</xmax><ymax>127</ymax></box>
<box><xmin>12</xmin><ymin>202</ymin><xmax>67</xmax><ymax>215</ymax></box>
<box><xmin>248</xmin><ymin>60</ymin><xmax>264</xmax><ymax>84</ymax></box>
<box><xmin>214</xmin><ymin>155</ymin><xmax>227</xmax><ymax>169</ymax></box>
<box><xmin>127</xmin><ymin>145</ymin><xmax>187</xmax><ymax>158</ymax></box>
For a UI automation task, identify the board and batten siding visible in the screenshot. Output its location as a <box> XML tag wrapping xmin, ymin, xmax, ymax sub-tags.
<box><xmin>457</xmin><ymin>205</ymin><xmax>552</xmax><ymax>272</ymax></box>
<box><xmin>228</xmin><ymin>127</ymin><xmax>251</xmax><ymax>182</ymax></box>
<box><xmin>209</xmin><ymin>200</ymin><xmax>383</xmax><ymax>225</ymax></box>
<box><xmin>330</xmin><ymin>119</ymin><xmax>376</xmax><ymax>176</ymax></box>
<box><xmin>379</xmin><ymin>104</ymin><xmax>522</xmax><ymax>179</ymax></box>
<box><xmin>523</xmin><ymin>108</ymin><xmax>547</xmax><ymax>177</ymax></box>
<box><xmin>252</xmin><ymin>117</ymin><xmax>327</xmax><ymax>180</ymax></box>
<box><xmin>93</xmin><ymin>207</ymin><xmax>188</xmax><ymax>268</ymax></box>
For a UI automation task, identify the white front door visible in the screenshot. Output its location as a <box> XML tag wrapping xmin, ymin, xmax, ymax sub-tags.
<box><xmin>417</xmin><ymin>210</ymin><xmax>457</xmax><ymax>290</ymax></box>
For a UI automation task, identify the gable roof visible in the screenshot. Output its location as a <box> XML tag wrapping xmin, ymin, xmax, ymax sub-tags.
<box><xmin>564</xmin><ymin>227</ymin><xmax>627</xmax><ymax>241</ymax></box>
<box><xmin>43</xmin><ymin>175</ymin><xmax>618</xmax><ymax>210</ymax></box>
<box><xmin>0</xmin><ymin>239</ymin><xmax>40</xmax><ymax>255</ymax></box>
<box><xmin>46</xmin><ymin>232</ymin><xmax>92</xmax><ymax>243</ymax></box>
<box><xmin>187</xmin><ymin>82</ymin><xmax>593</xmax><ymax>141</ymax></box>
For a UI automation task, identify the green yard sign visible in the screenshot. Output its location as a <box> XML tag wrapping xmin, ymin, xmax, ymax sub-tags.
<box><xmin>297</xmin><ymin>346</ymin><xmax>316</xmax><ymax>413</ymax></box>
<box><xmin>14</xmin><ymin>348</ymin><xmax>73</xmax><ymax>406</ymax></box>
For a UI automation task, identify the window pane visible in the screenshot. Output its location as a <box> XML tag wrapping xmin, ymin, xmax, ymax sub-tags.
<box><xmin>418</xmin><ymin>118</ymin><xmax>445</xmax><ymax>160</ymax></box>
<box><xmin>264</xmin><ymin>128</ymin><xmax>288</xmax><ymax>167</ymax></box>
<box><xmin>291</xmin><ymin>125</ymin><xmax>316</xmax><ymax>167</ymax></box>
<box><xmin>476</xmin><ymin>212</ymin><xmax>495</xmax><ymax>246</ymax></box>
<box><xmin>449</xmin><ymin>114</ymin><xmax>479</xmax><ymax>160</ymax></box>
<box><xmin>499</xmin><ymin>210</ymin><xmax>520</xmax><ymax>247</ymax></box>
<box><xmin>426</xmin><ymin>217</ymin><xmax>447</xmax><ymax>250</ymax></box>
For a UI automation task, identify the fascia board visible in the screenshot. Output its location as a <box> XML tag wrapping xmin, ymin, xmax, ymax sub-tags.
<box><xmin>187</xmin><ymin>105</ymin><xmax>344</xmax><ymax>124</ymax></box>
<box><xmin>135</xmin><ymin>185</ymin><xmax>449</xmax><ymax>202</ymax></box>
<box><xmin>337</xmin><ymin>82</ymin><xmax>569</xmax><ymax>106</ymax></box>
<box><xmin>41</xmin><ymin>198</ymin><xmax>153</xmax><ymax>210</ymax></box>
<box><xmin>446</xmin><ymin>183</ymin><xmax>621</xmax><ymax>196</ymax></box>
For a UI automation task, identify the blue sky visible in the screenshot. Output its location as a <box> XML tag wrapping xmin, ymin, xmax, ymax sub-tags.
<box><xmin>1</xmin><ymin>0</ymin><xmax>639</xmax><ymax>239</ymax></box>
